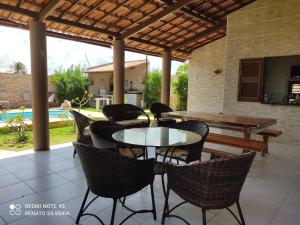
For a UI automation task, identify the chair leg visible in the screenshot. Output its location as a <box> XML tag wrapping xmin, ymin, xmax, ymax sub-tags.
<box><xmin>161</xmin><ymin>187</ymin><xmax>170</xmax><ymax>225</ymax></box>
<box><xmin>236</xmin><ymin>201</ymin><xmax>246</xmax><ymax>225</ymax></box>
<box><xmin>150</xmin><ymin>184</ymin><xmax>157</xmax><ymax>220</ymax></box>
<box><xmin>110</xmin><ymin>199</ymin><xmax>118</xmax><ymax>225</ymax></box>
<box><xmin>202</xmin><ymin>208</ymin><xmax>206</xmax><ymax>225</ymax></box>
<box><xmin>121</xmin><ymin>197</ymin><xmax>126</xmax><ymax>206</ymax></box>
<box><xmin>76</xmin><ymin>188</ymin><xmax>89</xmax><ymax>224</ymax></box>
<box><xmin>73</xmin><ymin>149</ymin><xmax>76</xmax><ymax>158</ymax></box>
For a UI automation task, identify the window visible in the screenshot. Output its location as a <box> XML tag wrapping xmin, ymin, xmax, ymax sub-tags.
<box><xmin>238</xmin><ymin>58</ymin><xmax>264</xmax><ymax>102</ymax></box>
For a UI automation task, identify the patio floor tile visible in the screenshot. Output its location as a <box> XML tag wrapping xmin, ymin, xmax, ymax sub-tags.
<box><xmin>0</xmin><ymin>142</ymin><xmax>299</xmax><ymax>225</ymax></box>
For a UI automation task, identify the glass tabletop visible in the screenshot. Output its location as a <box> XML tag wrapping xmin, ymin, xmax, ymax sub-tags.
<box><xmin>112</xmin><ymin>127</ymin><xmax>202</xmax><ymax>147</ymax></box>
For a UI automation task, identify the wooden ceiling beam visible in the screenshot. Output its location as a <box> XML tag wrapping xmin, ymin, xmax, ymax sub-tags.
<box><xmin>159</xmin><ymin>0</ymin><xmax>220</xmax><ymax>25</ymax></box>
<box><xmin>38</xmin><ymin>0</ymin><xmax>64</xmax><ymax>21</ymax></box>
<box><xmin>75</xmin><ymin>0</ymin><xmax>106</xmax><ymax>23</ymax></box>
<box><xmin>105</xmin><ymin>0</ymin><xmax>152</xmax><ymax>31</ymax></box>
<box><xmin>58</xmin><ymin>0</ymin><xmax>78</xmax><ymax>18</ymax></box>
<box><xmin>171</xmin><ymin>22</ymin><xmax>226</xmax><ymax>50</ymax></box>
<box><xmin>121</xmin><ymin>0</ymin><xmax>194</xmax><ymax>39</ymax></box>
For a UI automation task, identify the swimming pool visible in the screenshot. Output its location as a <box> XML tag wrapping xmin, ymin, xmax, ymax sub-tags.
<box><xmin>0</xmin><ymin>110</ymin><xmax>70</xmax><ymax>122</ymax></box>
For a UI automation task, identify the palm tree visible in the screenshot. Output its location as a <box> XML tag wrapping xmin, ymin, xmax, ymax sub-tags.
<box><xmin>10</xmin><ymin>61</ymin><xmax>27</xmax><ymax>74</ymax></box>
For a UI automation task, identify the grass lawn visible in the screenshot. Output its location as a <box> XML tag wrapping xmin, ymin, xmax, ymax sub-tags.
<box><xmin>0</xmin><ymin>126</ymin><xmax>76</xmax><ymax>151</ymax></box>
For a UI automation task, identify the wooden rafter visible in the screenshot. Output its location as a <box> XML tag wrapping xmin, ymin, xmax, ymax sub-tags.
<box><xmin>58</xmin><ymin>0</ymin><xmax>78</xmax><ymax>18</ymax></box>
<box><xmin>159</xmin><ymin>0</ymin><xmax>220</xmax><ymax>25</ymax></box>
<box><xmin>121</xmin><ymin>0</ymin><xmax>194</xmax><ymax>39</ymax></box>
<box><xmin>38</xmin><ymin>0</ymin><xmax>64</xmax><ymax>21</ymax></box>
<box><xmin>104</xmin><ymin>0</ymin><xmax>152</xmax><ymax>30</ymax></box>
<box><xmin>171</xmin><ymin>22</ymin><xmax>226</xmax><ymax>50</ymax></box>
<box><xmin>75</xmin><ymin>0</ymin><xmax>106</xmax><ymax>23</ymax></box>
<box><xmin>0</xmin><ymin>0</ymin><xmax>257</xmax><ymax>60</ymax></box>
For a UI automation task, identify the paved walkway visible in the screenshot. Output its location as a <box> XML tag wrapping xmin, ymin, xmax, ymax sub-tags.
<box><xmin>0</xmin><ymin>142</ymin><xmax>299</xmax><ymax>225</ymax></box>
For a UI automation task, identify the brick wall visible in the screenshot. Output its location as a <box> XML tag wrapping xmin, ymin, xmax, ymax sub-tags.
<box><xmin>188</xmin><ymin>38</ymin><xmax>226</xmax><ymax>113</ymax></box>
<box><xmin>0</xmin><ymin>73</ymin><xmax>56</xmax><ymax>108</ymax></box>
<box><xmin>188</xmin><ymin>0</ymin><xmax>300</xmax><ymax>145</ymax></box>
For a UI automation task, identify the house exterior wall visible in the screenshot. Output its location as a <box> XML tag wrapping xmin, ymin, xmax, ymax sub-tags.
<box><xmin>87</xmin><ymin>63</ymin><xmax>147</xmax><ymax>96</ymax></box>
<box><xmin>0</xmin><ymin>73</ymin><xmax>56</xmax><ymax>109</ymax></box>
<box><xmin>188</xmin><ymin>38</ymin><xmax>226</xmax><ymax>113</ymax></box>
<box><xmin>188</xmin><ymin>0</ymin><xmax>300</xmax><ymax>145</ymax></box>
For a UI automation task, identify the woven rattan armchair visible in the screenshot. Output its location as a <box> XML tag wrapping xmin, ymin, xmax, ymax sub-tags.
<box><xmin>73</xmin><ymin>142</ymin><xmax>156</xmax><ymax>225</ymax></box>
<box><xmin>156</xmin><ymin>120</ymin><xmax>209</xmax><ymax>164</ymax></box>
<box><xmin>103</xmin><ymin>104</ymin><xmax>150</xmax><ymax>128</ymax></box>
<box><xmin>69</xmin><ymin>110</ymin><xmax>94</xmax><ymax>157</ymax></box>
<box><xmin>149</xmin><ymin>102</ymin><xmax>176</xmax><ymax>127</ymax></box>
<box><xmin>162</xmin><ymin>152</ymin><xmax>256</xmax><ymax>225</ymax></box>
<box><xmin>90</xmin><ymin>120</ymin><xmax>145</xmax><ymax>158</ymax></box>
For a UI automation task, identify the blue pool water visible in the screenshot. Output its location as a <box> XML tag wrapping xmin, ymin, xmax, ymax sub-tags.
<box><xmin>0</xmin><ymin>110</ymin><xmax>70</xmax><ymax>122</ymax></box>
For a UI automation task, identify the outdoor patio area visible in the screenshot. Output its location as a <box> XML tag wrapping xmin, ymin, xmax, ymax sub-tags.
<box><xmin>0</xmin><ymin>142</ymin><xmax>299</xmax><ymax>225</ymax></box>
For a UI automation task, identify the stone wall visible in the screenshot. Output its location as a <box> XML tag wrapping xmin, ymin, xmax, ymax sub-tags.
<box><xmin>0</xmin><ymin>73</ymin><xmax>56</xmax><ymax>108</ymax></box>
<box><xmin>188</xmin><ymin>38</ymin><xmax>226</xmax><ymax>113</ymax></box>
<box><xmin>188</xmin><ymin>0</ymin><xmax>300</xmax><ymax>145</ymax></box>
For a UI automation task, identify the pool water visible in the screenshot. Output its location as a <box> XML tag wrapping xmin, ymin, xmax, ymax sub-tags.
<box><xmin>0</xmin><ymin>110</ymin><xmax>70</xmax><ymax>122</ymax></box>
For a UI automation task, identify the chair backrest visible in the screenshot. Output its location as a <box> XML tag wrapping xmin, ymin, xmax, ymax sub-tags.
<box><xmin>69</xmin><ymin>110</ymin><xmax>94</xmax><ymax>143</ymax></box>
<box><xmin>90</xmin><ymin>120</ymin><xmax>123</xmax><ymax>148</ymax></box>
<box><xmin>73</xmin><ymin>142</ymin><xmax>155</xmax><ymax>198</ymax></box>
<box><xmin>167</xmin><ymin>152</ymin><xmax>256</xmax><ymax>209</ymax></box>
<box><xmin>170</xmin><ymin>120</ymin><xmax>209</xmax><ymax>162</ymax></box>
<box><xmin>150</xmin><ymin>102</ymin><xmax>173</xmax><ymax>120</ymax></box>
<box><xmin>103</xmin><ymin>104</ymin><xmax>147</xmax><ymax>122</ymax></box>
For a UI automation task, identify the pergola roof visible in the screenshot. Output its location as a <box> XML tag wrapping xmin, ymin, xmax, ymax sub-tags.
<box><xmin>85</xmin><ymin>60</ymin><xmax>146</xmax><ymax>73</ymax></box>
<box><xmin>0</xmin><ymin>0</ymin><xmax>256</xmax><ymax>61</ymax></box>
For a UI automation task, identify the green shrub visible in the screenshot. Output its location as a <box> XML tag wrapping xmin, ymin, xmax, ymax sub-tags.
<box><xmin>50</xmin><ymin>65</ymin><xmax>89</xmax><ymax>104</ymax></box>
<box><xmin>173</xmin><ymin>63</ymin><xmax>189</xmax><ymax>110</ymax></box>
<box><xmin>143</xmin><ymin>69</ymin><xmax>162</xmax><ymax>107</ymax></box>
<box><xmin>6</xmin><ymin>107</ymin><xmax>31</xmax><ymax>144</ymax></box>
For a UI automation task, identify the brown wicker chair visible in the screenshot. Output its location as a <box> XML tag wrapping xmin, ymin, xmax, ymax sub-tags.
<box><xmin>149</xmin><ymin>102</ymin><xmax>176</xmax><ymax>127</ymax></box>
<box><xmin>156</xmin><ymin>120</ymin><xmax>209</xmax><ymax>164</ymax></box>
<box><xmin>90</xmin><ymin>120</ymin><xmax>145</xmax><ymax>159</ymax></box>
<box><xmin>69</xmin><ymin>110</ymin><xmax>94</xmax><ymax>157</ymax></box>
<box><xmin>103</xmin><ymin>104</ymin><xmax>150</xmax><ymax>129</ymax></box>
<box><xmin>162</xmin><ymin>152</ymin><xmax>256</xmax><ymax>225</ymax></box>
<box><xmin>73</xmin><ymin>142</ymin><xmax>156</xmax><ymax>225</ymax></box>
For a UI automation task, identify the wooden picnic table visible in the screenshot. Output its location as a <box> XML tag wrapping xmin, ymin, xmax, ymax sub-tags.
<box><xmin>162</xmin><ymin>111</ymin><xmax>277</xmax><ymax>140</ymax></box>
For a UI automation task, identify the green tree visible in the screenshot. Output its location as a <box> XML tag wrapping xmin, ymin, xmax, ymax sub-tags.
<box><xmin>10</xmin><ymin>61</ymin><xmax>27</xmax><ymax>74</ymax></box>
<box><xmin>173</xmin><ymin>62</ymin><xmax>189</xmax><ymax>110</ymax></box>
<box><xmin>50</xmin><ymin>65</ymin><xmax>89</xmax><ymax>104</ymax></box>
<box><xmin>143</xmin><ymin>69</ymin><xmax>162</xmax><ymax>107</ymax></box>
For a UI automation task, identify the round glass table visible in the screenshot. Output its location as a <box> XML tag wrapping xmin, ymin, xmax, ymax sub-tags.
<box><xmin>112</xmin><ymin>127</ymin><xmax>202</xmax><ymax>148</ymax></box>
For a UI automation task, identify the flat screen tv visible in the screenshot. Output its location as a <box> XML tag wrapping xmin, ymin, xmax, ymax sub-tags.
<box><xmin>262</xmin><ymin>55</ymin><xmax>300</xmax><ymax>105</ymax></box>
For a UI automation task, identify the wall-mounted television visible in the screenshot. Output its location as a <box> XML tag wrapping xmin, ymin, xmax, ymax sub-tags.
<box><xmin>262</xmin><ymin>55</ymin><xmax>300</xmax><ymax>105</ymax></box>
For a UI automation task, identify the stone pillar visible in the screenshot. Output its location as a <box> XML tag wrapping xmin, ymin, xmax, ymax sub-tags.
<box><xmin>113</xmin><ymin>38</ymin><xmax>125</xmax><ymax>104</ymax></box>
<box><xmin>161</xmin><ymin>50</ymin><xmax>171</xmax><ymax>105</ymax></box>
<box><xmin>29</xmin><ymin>20</ymin><xmax>49</xmax><ymax>151</ymax></box>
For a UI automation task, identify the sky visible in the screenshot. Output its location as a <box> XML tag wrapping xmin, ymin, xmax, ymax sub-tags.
<box><xmin>0</xmin><ymin>26</ymin><xmax>184</xmax><ymax>75</ymax></box>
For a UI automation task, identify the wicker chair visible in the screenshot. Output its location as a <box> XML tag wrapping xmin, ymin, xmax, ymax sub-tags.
<box><xmin>162</xmin><ymin>152</ymin><xmax>256</xmax><ymax>225</ymax></box>
<box><xmin>103</xmin><ymin>104</ymin><xmax>150</xmax><ymax>129</ymax></box>
<box><xmin>90</xmin><ymin>120</ymin><xmax>145</xmax><ymax>159</ymax></box>
<box><xmin>69</xmin><ymin>110</ymin><xmax>94</xmax><ymax>157</ymax></box>
<box><xmin>156</xmin><ymin>120</ymin><xmax>209</xmax><ymax>164</ymax></box>
<box><xmin>149</xmin><ymin>102</ymin><xmax>176</xmax><ymax>127</ymax></box>
<box><xmin>73</xmin><ymin>142</ymin><xmax>156</xmax><ymax>225</ymax></box>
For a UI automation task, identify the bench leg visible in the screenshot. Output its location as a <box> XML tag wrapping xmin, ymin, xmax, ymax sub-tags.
<box><xmin>242</xmin><ymin>128</ymin><xmax>251</xmax><ymax>153</ymax></box>
<box><xmin>262</xmin><ymin>135</ymin><xmax>269</xmax><ymax>157</ymax></box>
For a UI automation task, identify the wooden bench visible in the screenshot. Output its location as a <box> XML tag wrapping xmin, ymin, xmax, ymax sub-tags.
<box><xmin>203</xmin><ymin>147</ymin><xmax>236</xmax><ymax>159</ymax></box>
<box><xmin>205</xmin><ymin>133</ymin><xmax>267</xmax><ymax>156</ymax></box>
<box><xmin>257</xmin><ymin>129</ymin><xmax>282</xmax><ymax>156</ymax></box>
